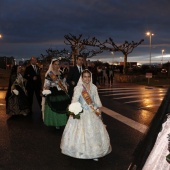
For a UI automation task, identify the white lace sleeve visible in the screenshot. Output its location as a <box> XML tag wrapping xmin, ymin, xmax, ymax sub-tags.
<box><xmin>43</xmin><ymin>79</ymin><xmax>51</xmax><ymax>89</ymax></box>
<box><xmin>71</xmin><ymin>85</ymin><xmax>82</xmax><ymax>103</ymax></box>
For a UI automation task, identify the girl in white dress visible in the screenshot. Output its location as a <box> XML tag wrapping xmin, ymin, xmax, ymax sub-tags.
<box><xmin>142</xmin><ymin>115</ymin><xmax>170</xmax><ymax>170</ymax></box>
<box><xmin>60</xmin><ymin>69</ymin><xmax>111</xmax><ymax>161</ymax></box>
<box><xmin>128</xmin><ymin>87</ymin><xmax>170</xmax><ymax>170</ymax></box>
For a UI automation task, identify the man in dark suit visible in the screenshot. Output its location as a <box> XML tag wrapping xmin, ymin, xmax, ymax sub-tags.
<box><xmin>67</xmin><ymin>55</ymin><xmax>84</xmax><ymax>99</ymax></box>
<box><xmin>88</xmin><ymin>62</ymin><xmax>98</xmax><ymax>85</ymax></box>
<box><xmin>24</xmin><ymin>57</ymin><xmax>42</xmax><ymax>112</ymax></box>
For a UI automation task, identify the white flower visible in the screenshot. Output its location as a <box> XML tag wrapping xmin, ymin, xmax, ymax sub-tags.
<box><xmin>42</xmin><ymin>89</ymin><xmax>51</xmax><ymax>96</ymax></box>
<box><xmin>68</xmin><ymin>102</ymin><xmax>82</xmax><ymax>115</ymax></box>
<box><xmin>13</xmin><ymin>89</ymin><xmax>19</xmax><ymax>95</ymax></box>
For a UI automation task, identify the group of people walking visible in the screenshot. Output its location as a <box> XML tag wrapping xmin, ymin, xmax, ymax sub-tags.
<box><xmin>5</xmin><ymin>55</ymin><xmax>112</xmax><ymax>161</ymax></box>
<box><xmin>89</xmin><ymin>64</ymin><xmax>114</xmax><ymax>87</ymax></box>
<box><xmin>5</xmin><ymin>55</ymin><xmax>170</xmax><ymax>167</ymax></box>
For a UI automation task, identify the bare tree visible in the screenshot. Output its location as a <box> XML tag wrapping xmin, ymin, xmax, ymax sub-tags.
<box><xmin>103</xmin><ymin>38</ymin><xmax>144</xmax><ymax>74</ymax></box>
<box><xmin>45</xmin><ymin>48</ymin><xmax>71</xmax><ymax>59</ymax></box>
<box><xmin>64</xmin><ymin>34</ymin><xmax>104</xmax><ymax>66</ymax></box>
<box><xmin>64</xmin><ymin>34</ymin><xmax>85</xmax><ymax>65</ymax></box>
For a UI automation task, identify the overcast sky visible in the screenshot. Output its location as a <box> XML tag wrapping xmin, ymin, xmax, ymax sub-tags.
<box><xmin>0</xmin><ymin>0</ymin><xmax>170</xmax><ymax>64</ymax></box>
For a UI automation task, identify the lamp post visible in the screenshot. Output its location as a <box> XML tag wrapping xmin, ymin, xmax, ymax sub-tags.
<box><xmin>146</xmin><ymin>32</ymin><xmax>154</xmax><ymax>66</ymax></box>
<box><xmin>161</xmin><ymin>49</ymin><xmax>164</xmax><ymax>67</ymax></box>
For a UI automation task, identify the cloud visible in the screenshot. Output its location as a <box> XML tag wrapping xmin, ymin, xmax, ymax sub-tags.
<box><xmin>0</xmin><ymin>0</ymin><xmax>170</xmax><ymax>63</ymax></box>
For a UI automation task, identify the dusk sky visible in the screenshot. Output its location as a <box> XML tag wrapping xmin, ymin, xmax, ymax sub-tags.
<box><xmin>0</xmin><ymin>0</ymin><xmax>170</xmax><ymax>64</ymax></box>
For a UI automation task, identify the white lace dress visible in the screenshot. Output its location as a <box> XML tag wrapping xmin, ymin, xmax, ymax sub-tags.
<box><xmin>143</xmin><ymin>115</ymin><xmax>170</xmax><ymax>170</ymax></box>
<box><xmin>60</xmin><ymin>84</ymin><xmax>111</xmax><ymax>159</ymax></box>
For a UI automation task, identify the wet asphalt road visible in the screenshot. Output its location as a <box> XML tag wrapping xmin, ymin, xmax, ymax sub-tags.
<box><xmin>0</xmin><ymin>84</ymin><xmax>166</xmax><ymax>170</ymax></box>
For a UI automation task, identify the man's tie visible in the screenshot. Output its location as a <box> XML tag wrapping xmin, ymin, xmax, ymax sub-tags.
<box><xmin>33</xmin><ymin>65</ymin><xmax>37</xmax><ymax>73</ymax></box>
<box><xmin>79</xmin><ymin>67</ymin><xmax>81</xmax><ymax>74</ymax></box>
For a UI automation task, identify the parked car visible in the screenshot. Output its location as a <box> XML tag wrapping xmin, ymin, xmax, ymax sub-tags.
<box><xmin>161</xmin><ymin>68</ymin><xmax>167</xmax><ymax>74</ymax></box>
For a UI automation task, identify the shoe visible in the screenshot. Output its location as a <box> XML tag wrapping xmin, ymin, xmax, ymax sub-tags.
<box><xmin>93</xmin><ymin>158</ymin><xmax>98</xmax><ymax>161</ymax></box>
<box><xmin>56</xmin><ymin>126</ymin><xmax>60</xmax><ymax>129</ymax></box>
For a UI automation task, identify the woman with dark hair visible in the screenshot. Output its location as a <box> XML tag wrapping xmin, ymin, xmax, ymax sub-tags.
<box><xmin>42</xmin><ymin>59</ymin><xmax>70</xmax><ymax>129</ymax></box>
<box><xmin>61</xmin><ymin>69</ymin><xmax>111</xmax><ymax>161</ymax></box>
<box><xmin>5</xmin><ymin>65</ymin><xmax>30</xmax><ymax>116</ymax></box>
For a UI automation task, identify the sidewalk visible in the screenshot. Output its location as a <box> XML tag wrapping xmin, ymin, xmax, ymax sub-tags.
<box><xmin>97</xmin><ymin>78</ymin><xmax>169</xmax><ymax>89</ymax></box>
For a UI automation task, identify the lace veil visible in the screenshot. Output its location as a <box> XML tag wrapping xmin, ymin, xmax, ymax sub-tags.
<box><xmin>45</xmin><ymin>58</ymin><xmax>60</xmax><ymax>77</ymax></box>
<box><xmin>77</xmin><ymin>69</ymin><xmax>93</xmax><ymax>87</ymax></box>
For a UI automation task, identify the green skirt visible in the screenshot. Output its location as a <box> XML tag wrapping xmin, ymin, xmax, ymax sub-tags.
<box><xmin>44</xmin><ymin>87</ymin><xmax>70</xmax><ymax>127</ymax></box>
<box><xmin>44</xmin><ymin>104</ymin><xmax>68</xmax><ymax>127</ymax></box>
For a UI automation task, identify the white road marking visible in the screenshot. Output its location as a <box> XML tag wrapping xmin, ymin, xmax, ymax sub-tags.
<box><xmin>99</xmin><ymin>90</ymin><xmax>139</xmax><ymax>94</ymax></box>
<box><xmin>102</xmin><ymin>91</ymin><xmax>166</xmax><ymax>96</ymax></box>
<box><xmin>101</xmin><ymin>106</ymin><xmax>148</xmax><ymax>133</ymax></box>
<box><xmin>99</xmin><ymin>87</ymin><xmax>167</xmax><ymax>133</ymax></box>
<box><xmin>125</xmin><ymin>98</ymin><xmax>163</xmax><ymax>104</ymax></box>
<box><xmin>139</xmin><ymin>104</ymin><xmax>160</xmax><ymax>109</ymax></box>
<box><xmin>113</xmin><ymin>93</ymin><xmax>165</xmax><ymax>99</ymax></box>
<box><xmin>99</xmin><ymin>88</ymin><xmax>142</xmax><ymax>90</ymax></box>
<box><xmin>99</xmin><ymin>87</ymin><xmax>167</xmax><ymax>91</ymax></box>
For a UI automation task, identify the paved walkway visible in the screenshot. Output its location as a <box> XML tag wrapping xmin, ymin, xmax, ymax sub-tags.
<box><xmin>0</xmin><ymin>81</ymin><xmax>145</xmax><ymax>170</ymax></box>
<box><xmin>0</xmin><ymin>80</ymin><xmax>166</xmax><ymax>170</ymax></box>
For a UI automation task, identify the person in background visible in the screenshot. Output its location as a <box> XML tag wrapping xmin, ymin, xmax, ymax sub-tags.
<box><xmin>128</xmin><ymin>87</ymin><xmax>170</xmax><ymax>170</ymax></box>
<box><xmin>61</xmin><ymin>69</ymin><xmax>112</xmax><ymax>161</ymax></box>
<box><xmin>42</xmin><ymin>59</ymin><xmax>70</xmax><ymax>129</ymax></box>
<box><xmin>67</xmin><ymin>55</ymin><xmax>84</xmax><ymax>99</ymax></box>
<box><xmin>106</xmin><ymin>65</ymin><xmax>114</xmax><ymax>86</ymax></box>
<box><xmin>142</xmin><ymin>113</ymin><xmax>170</xmax><ymax>170</ymax></box>
<box><xmin>60</xmin><ymin>64</ymin><xmax>69</xmax><ymax>82</ymax></box>
<box><xmin>6</xmin><ymin>65</ymin><xmax>30</xmax><ymax>116</ymax></box>
<box><xmin>97</xmin><ymin>66</ymin><xmax>103</xmax><ymax>86</ymax></box>
<box><xmin>89</xmin><ymin>62</ymin><xmax>98</xmax><ymax>85</ymax></box>
<box><xmin>102</xmin><ymin>66</ymin><xmax>108</xmax><ymax>85</ymax></box>
<box><xmin>24</xmin><ymin>57</ymin><xmax>42</xmax><ymax>113</ymax></box>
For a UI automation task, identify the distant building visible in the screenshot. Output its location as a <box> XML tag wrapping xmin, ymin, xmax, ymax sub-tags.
<box><xmin>120</xmin><ymin>62</ymin><xmax>137</xmax><ymax>67</ymax></box>
<box><xmin>0</xmin><ymin>56</ymin><xmax>15</xmax><ymax>69</ymax></box>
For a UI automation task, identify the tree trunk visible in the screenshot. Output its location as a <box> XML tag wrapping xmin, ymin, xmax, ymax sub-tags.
<box><xmin>123</xmin><ymin>54</ymin><xmax>128</xmax><ymax>74</ymax></box>
<box><xmin>71</xmin><ymin>47</ymin><xmax>79</xmax><ymax>66</ymax></box>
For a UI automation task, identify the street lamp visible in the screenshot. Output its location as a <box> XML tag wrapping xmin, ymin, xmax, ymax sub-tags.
<box><xmin>161</xmin><ymin>49</ymin><xmax>165</xmax><ymax>67</ymax></box>
<box><xmin>0</xmin><ymin>34</ymin><xmax>2</xmax><ymax>38</ymax></box>
<box><xmin>146</xmin><ymin>32</ymin><xmax>154</xmax><ymax>66</ymax></box>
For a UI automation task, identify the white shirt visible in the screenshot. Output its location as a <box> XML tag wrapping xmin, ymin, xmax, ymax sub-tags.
<box><xmin>77</xmin><ymin>65</ymin><xmax>82</xmax><ymax>73</ymax></box>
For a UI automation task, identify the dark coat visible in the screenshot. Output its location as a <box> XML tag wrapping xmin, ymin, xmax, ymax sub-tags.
<box><xmin>66</xmin><ymin>65</ymin><xmax>83</xmax><ymax>99</ymax></box>
<box><xmin>23</xmin><ymin>64</ymin><xmax>42</xmax><ymax>108</ymax></box>
<box><xmin>24</xmin><ymin>65</ymin><xmax>42</xmax><ymax>90</ymax></box>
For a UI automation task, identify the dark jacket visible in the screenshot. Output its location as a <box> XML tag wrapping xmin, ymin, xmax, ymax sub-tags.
<box><xmin>24</xmin><ymin>64</ymin><xmax>42</xmax><ymax>90</ymax></box>
<box><xmin>67</xmin><ymin>65</ymin><xmax>83</xmax><ymax>99</ymax></box>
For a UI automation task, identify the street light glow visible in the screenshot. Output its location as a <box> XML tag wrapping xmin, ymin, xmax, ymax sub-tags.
<box><xmin>162</xmin><ymin>49</ymin><xmax>165</xmax><ymax>66</ymax></box>
<box><xmin>0</xmin><ymin>34</ymin><xmax>2</xmax><ymax>38</ymax></box>
<box><xmin>146</xmin><ymin>32</ymin><xmax>154</xmax><ymax>36</ymax></box>
<box><xmin>146</xmin><ymin>31</ymin><xmax>154</xmax><ymax>66</ymax></box>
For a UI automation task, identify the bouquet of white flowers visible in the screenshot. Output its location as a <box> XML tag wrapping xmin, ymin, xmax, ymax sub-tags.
<box><xmin>12</xmin><ymin>89</ymin><xmax>19</xmax><ymax>95</ymax></box>
<box><xmin>68</xmin><ymin>102</ymin><xmax>83</xmax><ymax>119</ymax></box>
<box><xmin>42</xmin><ymin>89</ymin><xmax>51</xmax><ymax>96</ymax></box>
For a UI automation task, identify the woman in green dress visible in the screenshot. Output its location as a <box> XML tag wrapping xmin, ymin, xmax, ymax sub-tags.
<box><xmin>42</xmin><ymin>59</ymin><xmax>70</xmax><ymax>129</ymax></box>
